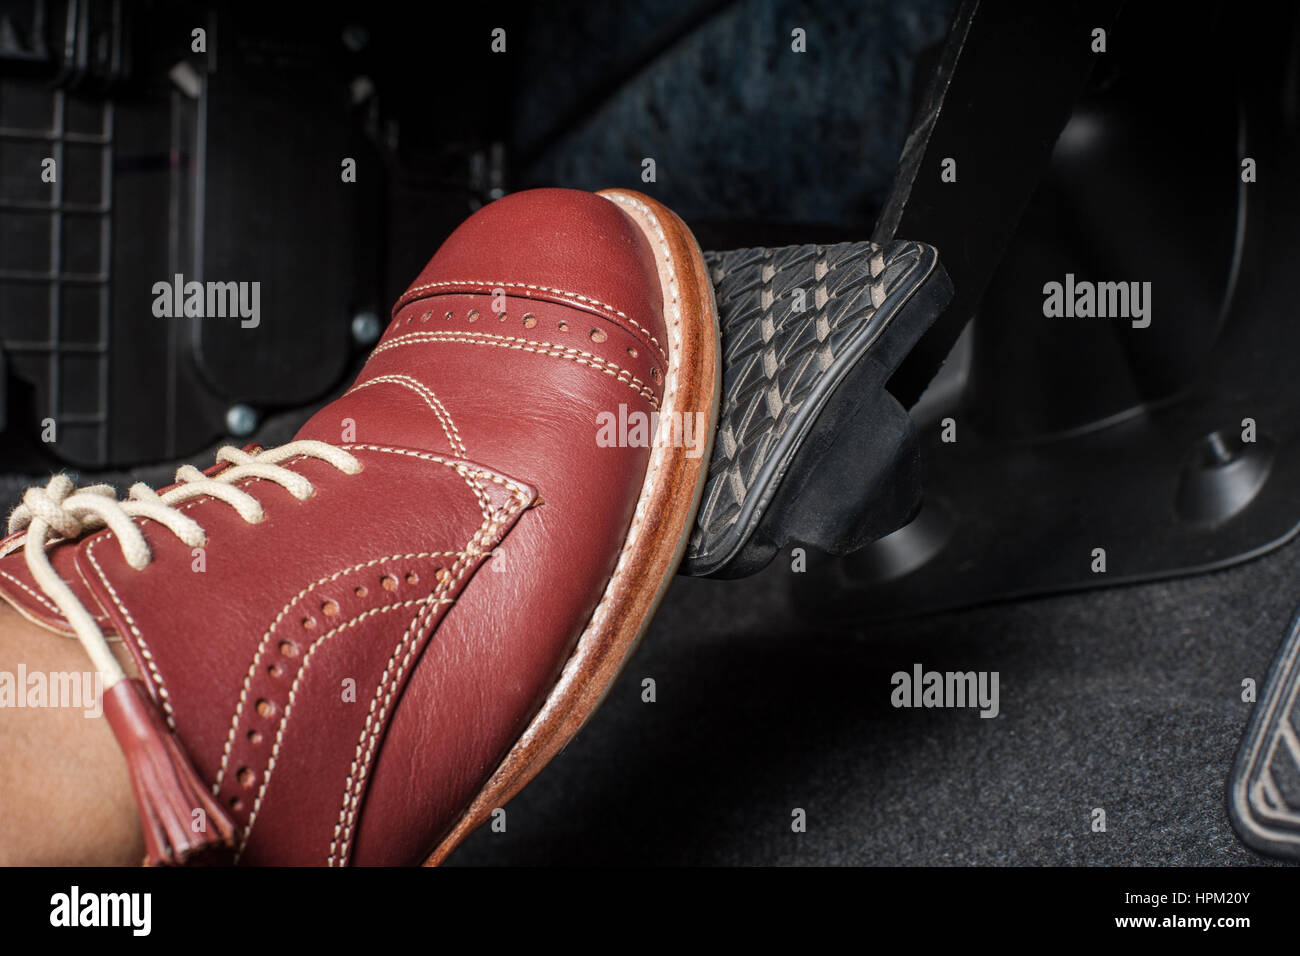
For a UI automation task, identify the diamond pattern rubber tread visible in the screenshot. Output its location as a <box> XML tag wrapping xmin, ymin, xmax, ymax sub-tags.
<box><xmin>684</xmin><ymin>239</ymin><xmax>942</xmax><ymax>577</ymax></box>
<box><xmin>1230</xmin><ymin>607</ymin><xmax>1300</xmax><ymax>860</ymax></box>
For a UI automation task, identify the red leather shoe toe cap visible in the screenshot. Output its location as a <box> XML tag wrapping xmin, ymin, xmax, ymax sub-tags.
<box><xmin>395</xmin><ymin>188</ymin><xmax>668</xmax><ymax>356</ymax></box>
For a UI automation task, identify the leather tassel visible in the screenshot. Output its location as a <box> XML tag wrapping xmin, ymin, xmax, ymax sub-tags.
<box><xmin>102</xmin><ymin>679</ymin><xmax>237</xmax><ymax>866</ymax></box>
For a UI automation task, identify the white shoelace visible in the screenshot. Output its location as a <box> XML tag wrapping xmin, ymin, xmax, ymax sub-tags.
<box><xmin>2</xmin><ymin>440</ymin><xmax>362</xmax><ymax>689</ymax></box>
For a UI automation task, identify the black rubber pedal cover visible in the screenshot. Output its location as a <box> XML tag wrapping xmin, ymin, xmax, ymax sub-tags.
<box><xmin>683</xmin><ymin>240</ymin><xmax>951</xmax><ymax>578</ymax></box>
<box><xmin>1230</xmin><ymin>607</ymin><xmax>1300</xmax><ymax>860</ymax></box>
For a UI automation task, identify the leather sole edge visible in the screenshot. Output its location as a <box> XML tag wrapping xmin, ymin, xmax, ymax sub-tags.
<box><xmin>422</xmin><ymin>188</ymin><xmax>721</xmax><ymax>865</ymax></box>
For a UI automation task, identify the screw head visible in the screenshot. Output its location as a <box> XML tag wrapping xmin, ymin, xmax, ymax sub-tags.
<box><xmin>351</xmin><ymin>311</ymin><xmax>381</xmax><ymax>346</ymax></box>
<box><xmin>225</xmin><ymin>403</ymin><xmax>259</xmax><ymax>437</ymax></box>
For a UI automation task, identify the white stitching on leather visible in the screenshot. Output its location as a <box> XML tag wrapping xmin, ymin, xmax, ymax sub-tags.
<box><xmin>329</xmin><ymin>479</ymin><xmax>527</xmax><ymax>864</ymax></box>
<box><xmin>328</xmin><ymin>527</ymin><xmax>493</xmax><ymax>865</ymax></box>
<box><xmin>394</xmin><ymin>192</ymin><xmax>692</xmax><ymax>862</ymax></box>
<box><xmin>70</xmin><ymin>554</ymin><xmax>119</xmax><ymax>631</ymax></box>
<box><xmin>0</xmin><ymin>565</ymin><xmax>115</xmax><ymax>629</ymax></box>
<box><xmin>340</xmin><ymin>444</ymin><xmax>531</xmax><ymax>521</ymax></box>
<box><xmin>396</xmin><ymin>279</ymin><xmax>667</xmax><ymax>362</ymax></box>
<box><xmin>212</xmin><ymin>550</ymin><xmax>464</xmax><ymax>790</ymax></box>
<box><xmin>236</xmin><ymin>597</ymin><xmax>431</xmax><ymax>859</ymax></box>
<box><xmin>581</xmin><ymin>194</ymin><xmax>681</xmax><ymax>640</ymax></box>
<box><xmin>2</xmin><ymin>445</ymin><xmax>359</xmax><ymax>716</ymax></box>
<box><xmin>218</xmin><ymin>447</ymin><xmax>527</xmax><ymax>789</ymax></box>
<box><xmin>232</xmin><ymin>445</ymin><xmax>529</xmax><ymax>858</ymax></box>
<box><xmin>0</xmin><ymin>567</ymin><xmax>61</xmax><ymax>615</ymax></box>
<box><xmin>344</xmin><ymin>375</ymin><xmax>468</xmax><ymax>458</ymax></box>
<box><xmin>328</xmin><ymin>455</ymin><xmax>530</xmax><ymax>864</ymax></box>
<box><xmin>84</xmin><ymin>538</ymin><xmax>177</xmax><ymax>726</ymax></box>
<box><xmin>336</xmin><ymin>380</ymin><xmax>488</xmax><ymax>502</ymax></box>
<box><xmin>501</xmin><ymin>193</ymin><xmax>682</xmax><ymax>766</ymax></box>
<box><xmin>74</xmin><ymin>460</ymin><xmax>319</xmax><ymax>731</ymax></box>
<box><xmin>328</xmin><ymin>585</ymin><xmax>457</xmax><ymax>865</ymax></box>
<box><xmin>372</xmin><ymin>331</ymin><xmax>660</xmax><ymax>409</ymax></box>
<box><xmin>219</xmin><ymin>446</ymin><xmax>529</xmax><ymax>792</ymax></box>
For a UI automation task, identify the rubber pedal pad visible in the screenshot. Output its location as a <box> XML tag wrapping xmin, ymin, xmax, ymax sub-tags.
<box><xmin>1229</xmin><ymin>605</ymin><xmax>1300</xmax><ymax>860</ymax></box>
<box><xmin>682</xmin><ymin>239</ymin><xmax>952</xmax><ymax>578</ymax></box>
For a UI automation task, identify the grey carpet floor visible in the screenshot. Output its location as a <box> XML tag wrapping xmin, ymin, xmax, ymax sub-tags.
<box><xmin>448</xmin><ymin>532</ymin><xmax>1297</xmax><ymax>866</ymax></box>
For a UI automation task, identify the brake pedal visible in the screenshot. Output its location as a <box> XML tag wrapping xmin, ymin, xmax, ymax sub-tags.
<box><xmin>1229</xmin><ymin>606</ymin><xmax>1300</xmax><ymax>860</ymax></box>
<box><xmin>683</xmin><ymin>240</ymin><xmax>952</xmax><ymax>578</ymax></box>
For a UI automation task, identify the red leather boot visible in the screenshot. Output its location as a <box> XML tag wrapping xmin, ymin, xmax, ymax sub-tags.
<box><xmin>0</xmin><ymin>188</ymin><xmax>720</xmax><ymax>865</ymax></box>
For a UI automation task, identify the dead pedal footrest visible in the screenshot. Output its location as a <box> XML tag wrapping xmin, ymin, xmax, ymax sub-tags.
<box><xmin>683</xmin><ymin>239</ymin><xmax>952</xmax><ymax>578</ymax></box>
